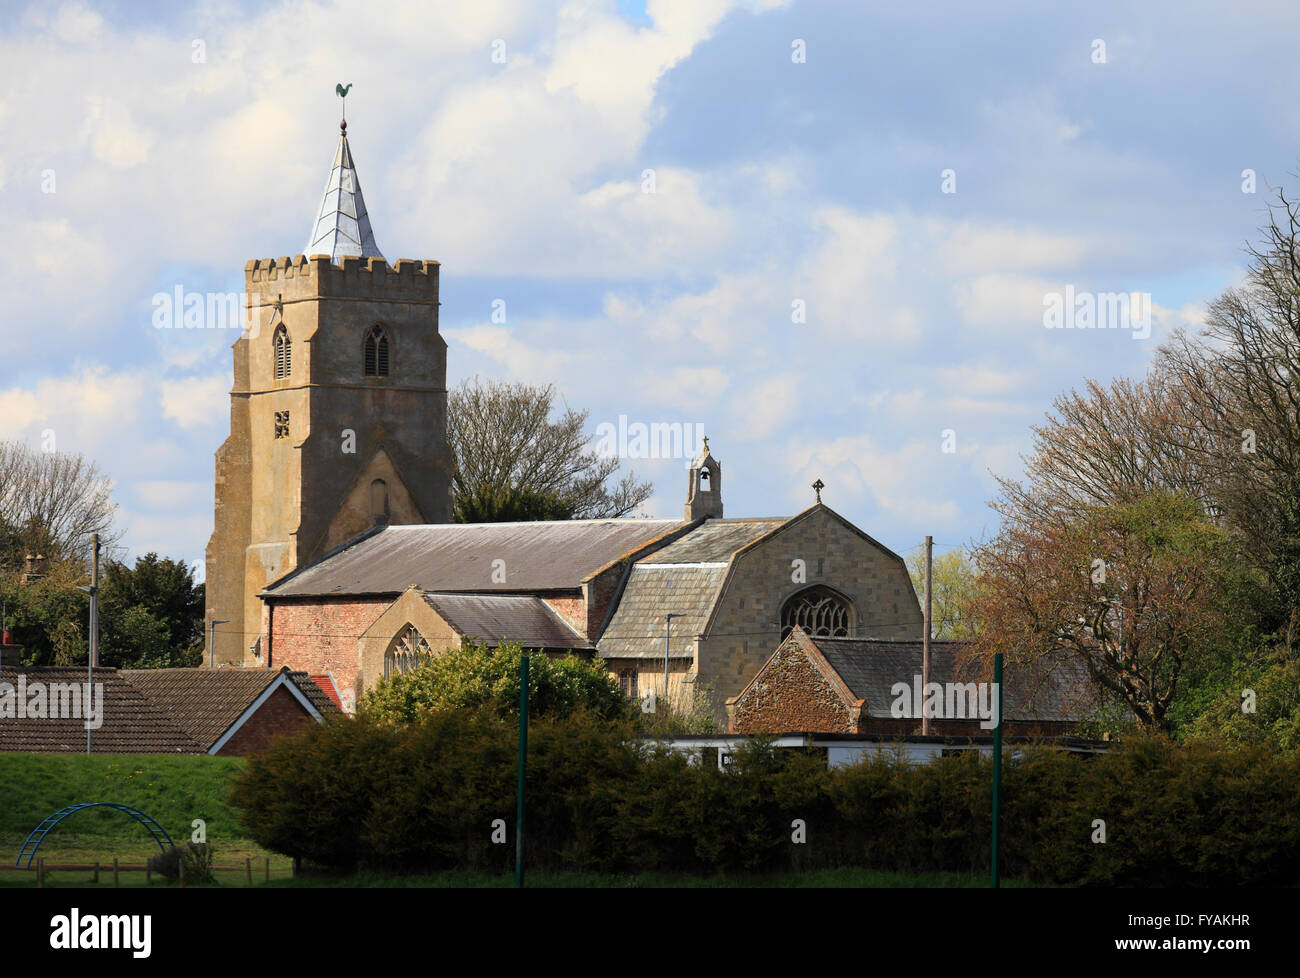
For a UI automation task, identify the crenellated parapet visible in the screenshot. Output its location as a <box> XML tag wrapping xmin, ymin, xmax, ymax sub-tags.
<box><xmin>244</xmin><ymin>254</ymin><xmax>440</xmax><ymax>302</ymax></box>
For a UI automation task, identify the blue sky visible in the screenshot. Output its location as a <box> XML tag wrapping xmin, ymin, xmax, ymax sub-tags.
<box><xmin>1</xmin><ymin>0</ymin><xmax>1298</xmax><ymax>576</ymax></box>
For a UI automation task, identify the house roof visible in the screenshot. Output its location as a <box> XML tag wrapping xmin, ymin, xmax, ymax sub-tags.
<box><xmin>598</xmin><ymin>563</ymin><xmax>729</xmax><ymax>659</ymax></box>
<box><xmin>265</xmin><ymin>519</ymin><xmax>687</xmax><ymax>597</ymax></box>
<box><xmin>809</xmin><ymin>636</ymin><xmax>1092</xmax><ymax>722</ymax></box>
<box><xmin>423</xmin><ymin>592</ymin><xmax>592</xmax><ymax>651</ymax></box>
<box><xmin>637</xmin><ymin>518</ymin><xmax>785</xmax><ymax>564</ymax></box>
<box><xmin>0</xmin><ymin>666</ymin><xmax>339</xmax><ymax>754</ymax></box>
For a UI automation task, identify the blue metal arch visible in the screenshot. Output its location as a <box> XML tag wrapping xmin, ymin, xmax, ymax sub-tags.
<box><xmin>15</xmin><ymin>803</ymin><xmax>176</xmax><ymax>869</ymax></box>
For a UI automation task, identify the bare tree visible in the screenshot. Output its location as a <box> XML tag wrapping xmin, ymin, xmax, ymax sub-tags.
<box><xmin>0</xmin><ymin>440</ymin><xmax>120</xmax><ymax>567</ymax></box>
<box><xmin>448</xmin><ymin>377</ymin><xmax>653</xmax><ymax>521</ymax></box>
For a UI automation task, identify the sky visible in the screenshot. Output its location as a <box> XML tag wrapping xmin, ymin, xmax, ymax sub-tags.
<box><xmin>2</xmin><ymin>0</ymin><xmax>1299</xmax><ymax>579</ymax></box>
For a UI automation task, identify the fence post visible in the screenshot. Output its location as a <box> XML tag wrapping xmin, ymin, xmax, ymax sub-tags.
<box><xmin>264</xmin><ymin>857</ymin><xmax>270</xmax><ymax>883</ymax></box>
<box><xmin>113</xmin><ymin>858</ymin><xmax>119</xmax><ymax>889</ymax></box>
<box><xmin>93</xmin><ymin>861</ymin><xmax>99</xmax><ymax>884</ymax></box>
<box><xmin>245</xmin><ymin>857</ymin><xmax>252</xmax><ymax>887</ymax></box>
<box><xmin>146</xmin><ymin>863</ymin><xmax>152</xmax><ymax>884</ymax></box>
<box><xmin>179</xmin><ymin>856</ymin><xmax>185</xmax><ymax>889</ymax></box>
<box><xmin>37</xmin><ymin>858</ymin><xmax>44</xmax><ymax>889</ymax></box>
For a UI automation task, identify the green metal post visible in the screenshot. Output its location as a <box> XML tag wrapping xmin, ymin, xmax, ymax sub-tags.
<box><xmin>991</xmin><ymin>651</ymin><xmax>1003</xmax><ymax>889</ymax></box>
<box><xmin>515</xmin><ymin>654</ymin><xmax>529</xmax><ymax>888</ymax></box>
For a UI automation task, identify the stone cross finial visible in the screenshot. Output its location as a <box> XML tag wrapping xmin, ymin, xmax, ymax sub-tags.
<box><xmin>812</xmin><ymin>478</ymin><xmax>824</xmax><ymax>503</ymax></box>
<box><xmin>702</xmin><ymin>435</ymin><xmax>709</xmax><ymax>453</ymax></box>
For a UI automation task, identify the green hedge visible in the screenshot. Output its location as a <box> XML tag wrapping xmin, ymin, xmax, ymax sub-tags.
<box><xmin>227</xmin><ymin>713</ymin><xmax>1300</xmax><ymax>885</ymax></box>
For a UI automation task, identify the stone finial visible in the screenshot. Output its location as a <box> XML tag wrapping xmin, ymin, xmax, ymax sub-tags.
<box><xmin>812</xmin><ymin>478</ymin><xmax>824</xmax><ymax>503</ymax></box>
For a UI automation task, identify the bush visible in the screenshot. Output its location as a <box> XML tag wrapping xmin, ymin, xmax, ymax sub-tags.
<box><xmin>147</xmin><ymin>842</ymin><xmax>214</xmax><ymax>884</ymax></box>
<box><xmin>228</xmin><ymin>713</ymin><xmax>1300</xmax><ymax>885</ymax></box>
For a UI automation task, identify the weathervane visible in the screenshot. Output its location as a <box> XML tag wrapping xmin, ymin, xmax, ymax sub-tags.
<box><xmin>812</xmin><ymin>478</ymin><xmax>824</xmax><ymax>503</ymax></box>
<box><xmin>336</xmin><ymin>82</ymin><xmax>352</xmax><ymax>128</ymax></box>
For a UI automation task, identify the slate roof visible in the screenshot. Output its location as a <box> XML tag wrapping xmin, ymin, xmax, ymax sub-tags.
<box><xmin>599</xmin><ymin>564</ymin><xmax>729</xmax><ymax>659</ymax></box>
<box><xmin>811</xmin><ymin>637</ymin><xmax>1093</xmax><ymax>722</ymax></box>
<box><xmin>424</xmin><ymin>593</ymin><xmax>591</xmax><ymax>650</ymax></box>
<box><xmin>266</xmin><ymin>519</ymin><xmax>687</xmax><ymax>597</ymax></box>
<box><xmin>638</xmin><ymin>518</ymin><xmax>784</xmax><ymax>564</ymax></box>
<box><xmin>0</xmin><ymin>666</ymin><xmax>338</xmax><ymax>754</ymax></box>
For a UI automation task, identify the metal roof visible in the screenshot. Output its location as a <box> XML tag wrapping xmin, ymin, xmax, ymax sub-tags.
<box><xmin>266</xmin><ymin>519</ymin><xmax>687</xmax><ymax>597</ymax></box>
<box><xmin>305</xmin><ymin>122</ymin><xmax>383</xmax><ymax>261</ymax></box>
<box><xmin>423</xmin><ymin>593</ymin><xmax>592</xmax><ymax>651</ymax></box>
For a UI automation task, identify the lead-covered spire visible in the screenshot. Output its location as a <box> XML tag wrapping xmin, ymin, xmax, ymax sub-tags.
<box><xmin>305</xmin><ymin>119</ymin><xmax>384</xmax><ymax>261</ymax></box>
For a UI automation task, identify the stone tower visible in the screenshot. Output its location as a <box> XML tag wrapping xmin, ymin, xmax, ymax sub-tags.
<box><xmin>685</xmin><ymin>437</ymin><xmax>722</xmax><ymax>520</ymax></box>
<box><xmin>204</xmin><ymin>118</ymin><xmax>453</xmax><ymax>667</ymax></box>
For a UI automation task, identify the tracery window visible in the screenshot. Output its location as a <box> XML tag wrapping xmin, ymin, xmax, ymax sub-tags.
<box><xmin>780</xmin><ymin>586</ymin><xmax>852</xmax><ymax>639</ymax></box>
<box><xmin>384</xmin><ymin>624</ymin><xmax>429</xmax><ymax>678</ymax></box>
<box><xmin>364</xmin><ymin>325</ymin><xmax>389</xmax><ymax>377</ymax></box>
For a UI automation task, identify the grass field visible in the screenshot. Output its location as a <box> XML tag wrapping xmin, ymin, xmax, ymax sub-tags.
<box><xmin>0</xmin><ymin>752</ymin><xmax>271</xmax><ymax>884</ymax></box>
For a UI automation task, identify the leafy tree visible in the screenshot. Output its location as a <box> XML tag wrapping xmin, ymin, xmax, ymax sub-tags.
<box><xmin>905</xmin><ymin>545</ymin><xmax>980</xmax><ymax>640</ymax></box>
<box><xmin>360</xmin><ymin>640</ymin><xmax>631</xmax><ymax>723</ymax></box>
<box><xmin>970</xmin><ymin>490</ymin><xmax>1236</xmax><ymax>732</ymax></box>
<box><xmin>0</xmin><ymin>440</ymin><xmax>120</xmax><ymax>566</ymax></box>
<box><xmin>449</xmin><ymin>376</ymin><xmax>652</xmax><ymax>521</ymax></box>
<box><xmin>99</xmin><ymin>553</ymin><xmax>204</xmax><ymax>669</ymax></box>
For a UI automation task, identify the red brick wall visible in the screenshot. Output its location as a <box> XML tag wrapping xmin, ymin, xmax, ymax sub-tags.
<box><xmin>542</xmin><ymin>592</ymin><xmax>588</xmax><ymax>640</ymax></box>
<box><xmin>730</xmin><ymin>645</ymin><xmax>855</xmax><ymax>734</ymax></box>
<box><xmin>268</xmin><ymin>596</ymin><xmax>392</xmax><ymax>711</ymax></box>
<box><xmin>216</xmin><ymin>684</ymin><xmax>317</xmax><ymax>756</ymax></box>
<box><xmin>584</xmin><ymin>565</ymin><xmax>627</xmax><ymax>639</ymax></box>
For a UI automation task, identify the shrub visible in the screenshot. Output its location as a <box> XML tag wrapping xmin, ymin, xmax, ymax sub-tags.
<box><xmin>147</xmin><ymin>842</ymin><xmax>215</xmax><ymax>884</ymax></box>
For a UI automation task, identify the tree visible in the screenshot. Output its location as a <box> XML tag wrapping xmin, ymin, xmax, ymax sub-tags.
<box><xmin>1156</xmin><ymin>184</ymin><xmax>1300</xmax><ymax>640</ymax></box>
<box><xmin>970</xmin><ymin>491</ymin><xmax>1235</xmax><ymax>732</ymax></box>
<box><xmin>448</xmin><ymin>377</ymin><xmax>652</xmax><ymax>522</ymax></box>
<box><xmin>0</xmin><ymin>440</ymin><xmax>120</xmax><ymax>567</ymax></box>
<box><xmin>99</xmin><ymin>553</ymin><xmax>205</xmax><ymax>668</ymax></box>
<box><xmin>360</xmin><ymin>640</ymin><xmax>631</xmax><ymax>723</ymax></box>
<box><xmin>905</xmin><ymin>545</ymin><xmax>980</xmax><ymax>640</ymax></box>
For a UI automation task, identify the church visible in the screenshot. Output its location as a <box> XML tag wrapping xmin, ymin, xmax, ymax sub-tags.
<box><xmin>204</xmin><ymin>114</ymin><xmax>1084</xmax><ymax>732</ymax></box>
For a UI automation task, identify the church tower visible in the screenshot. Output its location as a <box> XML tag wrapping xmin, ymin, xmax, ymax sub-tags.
<box><xmin>204</xmin><ymin>117</ymin><xmax>453</xmax><ymax>667</ymax></box>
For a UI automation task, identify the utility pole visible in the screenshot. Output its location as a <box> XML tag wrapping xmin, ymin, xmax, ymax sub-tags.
<box><xmin>515</xmin><ymin>654</ymin><xmax>529</xmax><ymax>888</ymax></box>
<box><xmin>664</xmin><ymin>613</ymin><xmax>682</xmax><ymax>711</ymax></box>
<box><xmin>88</xmin><ymin>534</ymin><xmax>100</xmax><ymax>755</ymax></box>
<box><xmin>209</xmin><ymin>619</ymin><xmax>231</xmax><ymax>669</ymax></box>
<box><xmin>922</xmin><ymin>535</ymin><xmax>932</xmax><ymax>736</ymax></box>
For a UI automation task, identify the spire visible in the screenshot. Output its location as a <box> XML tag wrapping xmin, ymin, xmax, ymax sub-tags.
<box><xmin>305</xmin><ymin>119</ymin><xmax>384</xmax><ymax>262</ymax></box>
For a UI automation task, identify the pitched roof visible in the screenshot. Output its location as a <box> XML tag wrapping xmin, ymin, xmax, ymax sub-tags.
<box><xmin>424</xmin><ymin>593</ymin><xmax>591</xmax><ymax>650</ymax></box>
<box><xmin>0</xmin><ymin>666</ymin><xmax>339</xmax><ymax>754</ymax></box>
<box><xmin>0</xmin><ymin>668</ymin><xmax>204</xmax><ymax>754</ymax></box>
<box><xmin>598</xmin><ymin>564</ymin><xmax>728</xmax><ymax>659</ymax></box>
<box><xmin>305</xmin><ymin>121</ymin><xmax>383</xmax><ymax>261</ymax></box>
<box><xmin>808</xmin><ymin>636</ymin><xmax>1092</xmax><ymax>722</ymax></box>
<box><xmin>265</xmin><ymin>519</ymin><xmax>687</xmax><ymax>597</ymax></box>
<box><xmin>637</xmin><ymin>518</ymin><xmax>785</xmax><ymax>564</ymax></box>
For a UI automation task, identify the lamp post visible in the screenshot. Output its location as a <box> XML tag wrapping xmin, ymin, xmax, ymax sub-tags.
<box><xmin>209</xmin><ymin>619</ymin><xmax>231</xmax><ymax>669</ymax></box>
<box><xmin>75</xmin><ymin>534</ymin><xmax>101</xmax><ymax>755</ymax></box>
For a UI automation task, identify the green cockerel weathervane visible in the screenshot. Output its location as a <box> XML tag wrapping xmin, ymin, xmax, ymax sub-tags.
<box><xmin>336</xmin><ymin>82</ymin><xmax>352</xmax><ymax>125</ymax></box>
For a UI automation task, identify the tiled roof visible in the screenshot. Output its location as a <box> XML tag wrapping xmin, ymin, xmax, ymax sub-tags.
<box><xmin>266</xmin><ymin>519</ymin><xmax>687</xmax><ymax>597</ymax></box>
<box><xmin>0</xmin><ymin>668</ymin><xmax>204</xmax><ymax>754</ymax></box>
<box><xmin>598</xmin><ymin>564</ymin><xmax>728</xmax><ymax>659</ymax></box>
<box><xmin>424</xmin><ymin>593</ymin><xmax>591</xmax><ymax>650</ymax></box>
<box><xmin>638</xmin><ymin>518</ymin><xmax>785</xmax><ymax>564</ymax></box>
<box><xmin>810</xmin><ymin>636</ymin><xmax>1093</xmax><ymax>722</ymax></box>
<box><xmin>309</xmin><ymin>675</ymin><xmax>344</xmax><ymax>711</ymax></box>
<box><xmin>0</xmin><ymin>666</ymin><xmax>339</xmax><ymax>754</ymax></box>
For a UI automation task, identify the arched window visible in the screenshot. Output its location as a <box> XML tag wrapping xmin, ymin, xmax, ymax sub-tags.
<box><xmin>369</xmin><ymin>478</ymin><xmax>389</xmax><ymax>521</ymax></box>
<box><xmin>781</xmin><ymin>586</ymin><xmax>852</xmax><ymax>639</ymax></box>
<box><xmin>364</xmin><ymin>325</ymin><xmax>389</xmax><ymax>377</ymax></box>
<box><xmin>384</xmin><ymin>624</ymin><xmax>429</xmax><ymax>678</ymax></box>
<box><xmin>273</xmin><ymin>325</ymin><xmax>291</xmax><ymax>379</ymax></box>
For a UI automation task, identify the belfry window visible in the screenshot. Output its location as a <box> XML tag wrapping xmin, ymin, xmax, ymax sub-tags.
<box><xmin>781</xmin><ymin>586</ymin><xmax>852</xmax><ymax>639</ymax></box>
<box><xmin>364</xmin><ymin>325</ymin><xmax>389</xmax><ymax>377</ymax></box>
<box><xmin>273</xmin><ymin>325</ymin><xmax>291</xmax><ymax>379</ymax></box>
